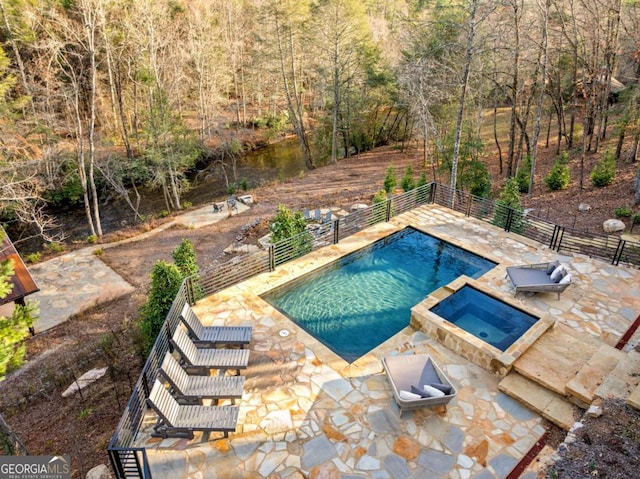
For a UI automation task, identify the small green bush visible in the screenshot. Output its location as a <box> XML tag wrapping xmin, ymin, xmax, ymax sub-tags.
<box><xmin>172</xmin><ymin>238</ymin><xmax>198</xmax><ymax>277</ymax></box>
<box><xmin>632</xmin><ymin>212</ymin><xmax>640</xmax><ymax>225</ymax></box>
<box><xmin>493</xmin><ymin>178</ymin><xmax>526</xmax><ymax>233</ymax></box>
<box><xmin>181</xmin><ymin>201</ymin><xmax>192</xmax><ymax>209</ymax></box>
<box><xmin>240</xmin><ymin>179</ymin><xmax>249</xmax><ymax>191</ymax></box>
<box><xmin>26</xmin><ymin>252</ymin><xmax>41</xmax><ymax>263</ymax></box>
<box><xmin>93</xmin><ymin>248</ymin><xmax>103</xmax><ymax>257</ymax></box>
<box><xmin>515</xmin><ymin>156</ymin><xmax>532</xmax><ymax>193</ymax></box>
<box><xmin>615</xmin><ymin>206</ymin><xmax>632</xmax><ymax>218</ymax></box>
<box><xmin>159</xmin><ymin>210</ymin><xmax>169</xmax><ymax>218</ymax></box>
<box><xmin>383</xmin><ymin>165</ymin><xmax>397</xmax><ymax>194</ymax></box>
<box><xmin>372</xmin><ymin>190</ymin><xmax>387</xmax><ymax>204</ymax></box>
<box><xmin>401</xmin><ymin>166</ymin><xmax>416</xmax><ymax>192</ymax></box>
<box><xmin>139</xmin><ymin>260</ymin><xmax>183</xmax><ymax>354</ymax></box>
<box><xmin>590</xmin><ymin>150</ymin><xmax>616</xmax><ymax>187</ymax></box>
<box><xmin>47</xmin><ymin>242</ymin><xmax>65</xmax><ymax>253</ymax></box>
<box><xmin>544</xmin><ymin>153</ymin><xmax>570</xmax><ymax>191</ymax></box>
<box><xmin>87</xmin><ymin>234</ymin><xmax>98</xmax><ymax>244</ymax></box>
<box><xmin>416</xmin><ymin>172</ymin><xmax>428</xmax><ymax>188</ymax></box>
<box><xmin>226</xmin><ymin>183</ymin><xmax>237</xmax><ymax>195</ymax></box>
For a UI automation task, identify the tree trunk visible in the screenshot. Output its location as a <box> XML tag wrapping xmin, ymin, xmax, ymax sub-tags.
<box><xmin>450</xmin><ymin>0</ymin><xmax>479</xmax><ymax>205</ymax></box>
<box><xmin>0</xmin><ymin>413</ymin><xmax>28</xmax><ymax>455</ymax></box>
<box><xmin>529</xmin><ymin>0</ymin><xmax>550</xmax><ymax>196</ymax></box>
<box><xmin>634</xmin><ymin>167</ymin><xmax>640</xmax><ymax>206</ymax></box>
<box><xmin>506</xmin><ymin>0</ymin><xmax>521</xmax><ymax>178</ymax></box>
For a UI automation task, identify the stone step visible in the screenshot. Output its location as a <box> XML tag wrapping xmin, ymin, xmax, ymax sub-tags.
<box><xmin>595</xmin><ymin>349</ymin><xmax>640</xmax><ymax>401</ymax></box>
<box><xmin>565</xmin><ymin>343</ymin><xmax>626</xmax><ymax>407</ymax></box>
<box><xmin>627</xmin><ymin>384</ymin><xmax>640</xmax><ymax>410</ymax></box>
<box><xmin>498</xmin><ymin>373</ymin><xmax>577</xmax><ymax>430</ymax></box>
<box><xmin>512</xmin><ymin>323</ymin><xmax>600</xmax><ymax>396</ymax></box>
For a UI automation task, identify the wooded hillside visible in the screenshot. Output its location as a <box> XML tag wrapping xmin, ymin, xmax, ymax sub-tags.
<box><xmin>0</xmin><ymin>0</ymin><xmax>638</xmax><ymax>244</ymax></box>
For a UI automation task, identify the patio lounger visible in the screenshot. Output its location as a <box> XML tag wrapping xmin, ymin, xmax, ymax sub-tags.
<box><xmin>147</xmin><ymin>379</ymin><xmax>239</xmax><ymax>439</ymax></box>
<box><xmin>314</xmin><ymin>209</ymin><xmax>322</xmax><ymax>221</ymax></box>
<box><xmin>506</xmin><ymin>261</ymin><xmax>572</xmax><ymax>299</ymax></box>
<box><xmin>382</xmin><ymin>354</ymin><xmax>457</xmax><ymax>417</ymax></box>
<box><xmin>323</xmin><ymin>211</ymin><xmax>332</xmax><ymax>223</ymax></box>
<box><xmin>180</xmin><ymin>303</ymin><xmax>252</xmax><ymax>348</ymax></box>
<box><xmin>303</xmin><ymin>208</ymin><xmax>312</xmax><ymax>221</ymax></box>
<box><xmin>159</xmin><ymin>353</ymin><xmax>245</xmax><ymax>405</ymax></box>
<box><xmin>171</xmin><ymin>327</ymin><xmax>250</xmax><ymax>376</ymax></box>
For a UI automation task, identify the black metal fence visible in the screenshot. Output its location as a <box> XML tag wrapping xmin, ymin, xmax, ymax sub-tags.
<box><xmin>108</xmin><ymin>182</ymin><xmax>640</xmax><ymax>478</ymax></box>
<box><xmin>429</xmin><ymin>183</ymin><xmax>640</xmax><ymax>267</ymax></box>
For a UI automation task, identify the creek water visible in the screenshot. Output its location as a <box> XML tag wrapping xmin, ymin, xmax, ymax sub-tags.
<box><xmin>10</xmin><ymin>137</ymin><xmax>309</xmax><ymax>252</ymax></box>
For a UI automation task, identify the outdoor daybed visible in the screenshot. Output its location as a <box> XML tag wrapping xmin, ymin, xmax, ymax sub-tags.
<box><xmin>506</xmin><ymin>261</ymin><xmax>572</xmax><ymax>299</ymax></box>
<box><xmin>382</xmin><ymin>354</ymin><xmax>457</xmax><ymax>416</ymax></box>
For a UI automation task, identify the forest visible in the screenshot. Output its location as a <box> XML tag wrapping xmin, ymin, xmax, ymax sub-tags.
<box><xmin>0</xmin><ymin>0</ymin><xmax>638</xmax><ymax>246</ymax></box>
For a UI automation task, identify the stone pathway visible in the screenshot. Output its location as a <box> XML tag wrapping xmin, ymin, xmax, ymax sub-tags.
<box><xmin>137</xmin><ymin>205</ymin><xmax>640</xmax><ymax>478</ymax></box>
<box><xmin>27</xmin><ymin>201</ymin><xmax>250</xmax><ymax>332</ymax></box>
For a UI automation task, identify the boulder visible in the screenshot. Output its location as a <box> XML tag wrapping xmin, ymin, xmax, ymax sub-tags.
<box><xmin>350</xmin><ymin>203</ymin><xmax>368</xmax><ymax>212</ymax></box>
<box><xmin>86</xmin><ymin>464</ymin><xmax>112</xmax><ymax>479</ymax></box>
<box><xmin>603</xmin><ymin>219</ymin><xmax>625</xmax><ymax>233</ymax></box>
<box><xmin>237</xmin><ymin>194</ymin><xmax>254</xmax><ymax>205</ymax></box>
<box><xmin>578</xmin><ymin>203</ymin><xmax>591</xmax><ymax>212</ymax></box>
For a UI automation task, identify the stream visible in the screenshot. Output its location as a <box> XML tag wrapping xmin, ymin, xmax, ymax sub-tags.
<box><xmin>10</xmin><ymin>137</ymin><xmax>310</xmax><ymax>252</ymax></box>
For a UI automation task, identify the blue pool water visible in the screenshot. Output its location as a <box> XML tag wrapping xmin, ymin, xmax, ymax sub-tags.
<box><xmin>430</xmin><ymin>285</ymin><xmax>538</xmax><ymax>351</ymax></box>
<box><xmin>262</xmin><ymin>227</ymin><xmax>496</xmax><ymax>362</ymax></box>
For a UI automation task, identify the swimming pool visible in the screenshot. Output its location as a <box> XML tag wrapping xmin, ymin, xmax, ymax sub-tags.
<box><xmin>262</xmin><ymin>227</ymin><xmax>496</xmax><ymax>362</ymax></box>
<box><xmin>430</xmin><ymin>285</ymin><xmax>538</xmax><ymax>351</ymax></box>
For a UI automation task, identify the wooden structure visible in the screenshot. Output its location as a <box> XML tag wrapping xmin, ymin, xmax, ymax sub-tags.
<box><xmin>0</xmin><ymin>228</ymin><xmax>39</xmax><ymax>311</ymax></box>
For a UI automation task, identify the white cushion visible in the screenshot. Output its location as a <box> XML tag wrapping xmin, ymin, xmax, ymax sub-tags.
<box><xmin>559</xmin><ymin>273</ymin><xmax>571</xmax><ymax>285</ymax></box>
<box><xmin>423</xmin><ymin>385</ymin><xmax>445</xmax><ymax>398</ymax></box>
<box><xmin>399</xmin><ymin>390</ymin><xmax>422</xmax><ymax>401</ymax></box>
<box><xmin>550</xmin><ymin>265</ymin><xmax>565</xmax><ymax>282</ymax></box>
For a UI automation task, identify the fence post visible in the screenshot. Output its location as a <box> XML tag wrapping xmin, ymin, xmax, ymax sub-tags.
<box><xmin>268</xmin><ymin>244</ymin><xmax>275</xmax><ymax>271</ymax></box>
<box><xmin>429</xmin><ymin>183</ymin><xmax>436</xmax><ymax>204</ymax></box>
<box><xmin>613</xmin><ymin>239</ymin><xmax>626</xmax><ymax>266</ymax></box>
<box><xmin>333</xmin><ymin>219</ymin><xmax>339</xmax><ymax>244</ymax></box>
<box><xmin>504</xmin><ymin>208</ymin><xmax>514</xmax><ymax>232</ymax></box>
<box><xmin>386</xmin><ymin>198</ymin><xmax>392</xmax><ymax>222</ymax></box>
<box><xmin>465</xmin><ymin>194</ymin><xmax>473</xmax><ymax>217</ymax></box>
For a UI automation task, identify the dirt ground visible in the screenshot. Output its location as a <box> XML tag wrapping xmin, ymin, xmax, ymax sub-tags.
<box><xmin>1</xmin><ymin>141</ymin><xmax>639</xmax><ymax>477</ymax></box>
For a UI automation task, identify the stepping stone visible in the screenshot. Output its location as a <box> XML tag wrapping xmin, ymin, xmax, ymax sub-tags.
<box><xmin>499</xmin><ymin>373</ymin><xmax>577</xmax><ymax>430</ymax></box>
<box><xmin>566</xmin><ymin>343</ymin><xmax>626</xmax><ymax>407</ymax></box>
<box><xmin>512</xmin><ymin>323</ymin><xmax>600</xmax><ymax>396</ymax></box>
<box><xmin>595</xmin><ymin>349</ymin><xmax>640</xmax><ymax>401</ymax></box>
<box><xmin>626</xmin><ymin>383</ymin><xmax>640</xmax><ymax>410</ymax></box>
<box><xmin>62</xmin><ymin>367</ymin><xmax>108</xmax><ymax>398</ymax></box>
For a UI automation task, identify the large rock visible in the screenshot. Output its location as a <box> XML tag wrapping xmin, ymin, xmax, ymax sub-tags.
<box><xmin>578</xmin><ymin>203</ymin><xmax>591</xmax><ymax>212</ymax></box>
<box><xmin>86</xmin><ymin>464</ymin><xmax>112</xmax><ymax>479</ymax></box>
<box><xmin>603</xmin><ymin>219</ymin><xmax>625</xmax><ymax>233</ymax></box>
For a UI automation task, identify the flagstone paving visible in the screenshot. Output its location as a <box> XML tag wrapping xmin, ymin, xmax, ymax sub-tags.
<box><xmin>138</xmin><ymin>204</ymin><xmax>640</xmax><ymax>478</ymax></box>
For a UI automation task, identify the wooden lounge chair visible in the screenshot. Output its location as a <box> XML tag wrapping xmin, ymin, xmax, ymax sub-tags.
<box><xmin>382</xmin><ymin>354</ymin><xmax>457</xmax><ymax>417</ymax></box>
<box><xmin>159</xmin><ymin>353</ymin><xmax>245</xmax><ymax>405</ymax></box>
<box><xmin>180</xmin><ymin>304</ymin><xmax>252</xmax><ymax>348</ymax></box>
<box><xmin>146</xmin><ymin>379</ymin><xmax>239</xmax><ymax>439</ymax></box>
<box><xmin>506</xmin><ymin>261</ymin><xmax>572</xmax><ymax>299</ymax></box>
<box><xmin>170</xmin><ymin>327</ymin><xmax>250</xmax><ymax>376</ymax></box>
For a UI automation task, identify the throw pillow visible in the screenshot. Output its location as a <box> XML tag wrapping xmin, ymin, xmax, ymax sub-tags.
<box><xmin>423</xmin><ymin>385</ymin><xmax>445</xmax><ymax>398</ymax></box>
<box><xmin>411</xmin><ymin>385</ymin><xmax>431</xmax><ymax>398</ymax></box>
<box><xmin>429</xmin><ymin>382</ymin><xmax>453</xmax><ymax>395</ymax></box>
<box><xmin>546</xmin><ymin>261</ymin><xmax>560</xmax><ymax>275</ymax></box>
<box><xmin>550</xmin><ymin>265</ymin><xmax>565</xmax><ymax>282</ymax></box>
<box><xmin>399</xmin><ymin>390</ymin><xmax>422</xmax><ymax>401</ymax></box>
<box><xmin>559</xmin><ymin>273</ymin><xmax>571</xmax><ymax>285</ymax></box>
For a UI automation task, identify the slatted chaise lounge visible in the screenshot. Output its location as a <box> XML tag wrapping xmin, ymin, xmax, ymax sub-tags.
<box><xmin>180</xmin><ymin>304</ymin><xmax>252</xmax><ymax>348</ymax></box>
<box><xmin>147</xmin><ymin>379</ymin><xmax>239</xmax><ymax>439</ymax></box>
<box><xmin>159</xmin><ymin>353</ymin><xmax>245</xmax><ymax>405</ymax></box>
<box><xmin>506</xmin><ymin>261</ymin><xmax>572</xmax><ymax>299</ymax></box>
<box><xmin>382</xmin><ymin>354</ymin><xmax>457</xmax><ymax>417</ymax></box>
<box><xmin>171</xmin><ymin>327</ymin><xmax>250</xmax><ymax>376</ymax></box>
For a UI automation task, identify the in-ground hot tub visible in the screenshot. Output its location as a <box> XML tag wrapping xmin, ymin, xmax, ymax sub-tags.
<box><xmin>411</xmin><ymin>276</ymin><xmax>554</xmax><ymax>376</ymax></box>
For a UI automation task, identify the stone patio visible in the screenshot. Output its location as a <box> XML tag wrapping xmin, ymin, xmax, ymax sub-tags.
<box><xmin>137</xmin><ymin>205</ymin><xmax>640</xmax><ymax>478</ymax></box>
